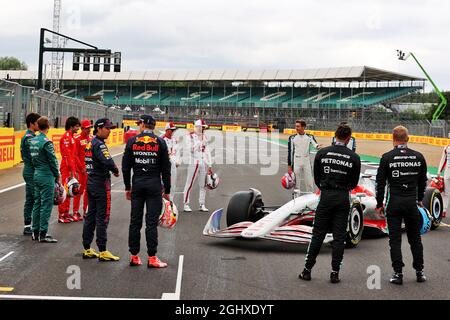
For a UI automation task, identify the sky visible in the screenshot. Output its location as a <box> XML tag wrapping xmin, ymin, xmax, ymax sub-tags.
<box><xmin>0</xmin><ymin>0</ymin><xmax>449</xmax><ymax>90</ymax></box>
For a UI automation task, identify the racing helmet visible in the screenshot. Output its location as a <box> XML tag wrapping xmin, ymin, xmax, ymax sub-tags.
<box><xmin>65</xmin><ymin>178</ymin><xmax>81</xmax><ymax>197</ymax></box>
<box><xmin>54</xmin><ymin>181</ymin><xmax>67</xmax><ymax>205</ymax></box>
<box><xmin>281</xmin><ymin>172</ymin><xmax>296</xmax><ymax>190</ymax></box>
<box><xmin>206</xmin><ymin>172</ymin><xmax>220</xmax><ymax>190</ymax></box>
<box><xmin>418</xmin><ymin>206</ymin><xmax>432</xmax><ymax>235</ymax></box>
<box><xmin>159</xmin><ymin>198</ymin><xmax>178</xmax><ymax>229</ymax></box>
<box><xmin>430</xmin><ymin>176</ymin><xmax>444</xmax><ymax>193</ymax></box>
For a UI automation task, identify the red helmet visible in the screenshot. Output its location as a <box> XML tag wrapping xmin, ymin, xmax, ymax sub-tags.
<box><xmin>281</xmin><ymin>172</ymin><xmax>296</xmax><ymax>190</ymax></box>
<box><xmin>54</xmin><ymin>181</ymin><xmax>67</xmax><ymax>205</ymax></box>
<box><xmin>430</xmin><ymin>176</ymin><xmax>444</xmax><ymax>193</ymax></box>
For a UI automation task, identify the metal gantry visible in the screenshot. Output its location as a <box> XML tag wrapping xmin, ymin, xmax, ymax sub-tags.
<box><xmin>50</xmin><ymin>0</ymin><xmax>64</xmax><ymax>92</ymax></box>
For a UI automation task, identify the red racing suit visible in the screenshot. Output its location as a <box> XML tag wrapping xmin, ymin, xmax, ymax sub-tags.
<box><xmin>58</xmin><ymin>130</ymin><xmax>81</xmax><ymax>216</ymax></box>
<box><xmin>73</xmin><ymin>133</ymin><xmax>92</xmax><ymax>214</ymax></box>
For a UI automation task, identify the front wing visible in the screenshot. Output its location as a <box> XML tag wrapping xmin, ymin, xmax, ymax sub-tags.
<box><xmin>203</xmin><ymin>208</ymin><xmax>333</xmax><ymax>244</ymax></box>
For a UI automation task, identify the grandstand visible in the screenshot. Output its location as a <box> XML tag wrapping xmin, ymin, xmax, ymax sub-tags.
<box><xmin>0</xmin><ymin>66</ymin><xmax>425</xmax><ymax>130</ymax></box>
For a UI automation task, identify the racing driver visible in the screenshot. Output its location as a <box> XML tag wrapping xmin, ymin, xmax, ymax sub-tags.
<box><xmin>299</xmin><ymin>123</ymin><xmax>361</xmax><ymax>283</ymax></box>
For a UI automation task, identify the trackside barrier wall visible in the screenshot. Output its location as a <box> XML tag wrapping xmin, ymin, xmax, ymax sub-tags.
<box><xmin>283</xmin><ymin>129</ymin><xmax>450</xmax><ymax>147</ymax></box>
<box><xmin>0</xmin><ymin>128</ymin><xmax>124</xmax><ymax>171</ymax></box>
<box><xmin>0</xmin><ymin>128</ymin><xmax>15</xmax><ymax>169</ymax></box>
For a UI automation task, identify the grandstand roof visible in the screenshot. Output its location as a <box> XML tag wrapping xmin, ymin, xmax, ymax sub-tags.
<box><xmin>0</xmin><ymin>66</ymin><xmax>424</xmax><ymax>82</ymax></box>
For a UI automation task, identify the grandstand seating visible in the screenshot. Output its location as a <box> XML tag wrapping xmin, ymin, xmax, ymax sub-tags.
<box><xmin>60</xmin><ymin>85</ymin><xmax>421</xmax><ymax>109</ymax></box>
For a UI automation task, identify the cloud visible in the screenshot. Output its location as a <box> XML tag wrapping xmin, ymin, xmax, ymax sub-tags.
<box><xmin>0</xmin><ymin>0</ymin><xmax>449</xmax><ymax>89</ymax></box>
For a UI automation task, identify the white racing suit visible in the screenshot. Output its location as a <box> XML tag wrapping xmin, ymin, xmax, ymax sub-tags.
<box><xmin>437</xmin><ymin>144</ymin><xmax>450</xmax><ymax>213</ymax></box>
<box><xmin>183</xmin><ymin>132</ymin><xmax>212</xmax><ymax>206</ymax></box>
<box><xmin>161</xmin><ymin>134</ymin><xmax>179</xmax><ymax>202</ymax></box>
<box><xmin>288</xmin><ymin>133</ymin><xmax>319</xmax><ymax>193</ymax></box>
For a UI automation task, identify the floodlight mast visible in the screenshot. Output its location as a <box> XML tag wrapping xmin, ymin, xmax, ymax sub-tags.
<box><xmin>397</xmin><ymin>50</ymin><xmax>447</xmax><ymax>120</ymax></box>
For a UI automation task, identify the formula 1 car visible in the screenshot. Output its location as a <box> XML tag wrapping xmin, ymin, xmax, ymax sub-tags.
<box><xmin>203</xmin><ymin>170</ymin><xmax>444</xmax><ymax>248</ymax></box>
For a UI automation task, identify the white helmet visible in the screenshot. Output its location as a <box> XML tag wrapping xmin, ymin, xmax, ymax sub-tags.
<box><xmin>54</xmin><ymin>181</ymin><xmax>67</xmax><ymax>205</ymax></box>
<box><xmin>281</xmin><ymin>172</ymin><xmax>296</xmax><ymax>189</ymax></box>
<box><xmin>206</xmin><ymin>172</ymin><xmax>220</xmax><ymax>190</ymax></box>
<box><xmin>159</xmin><ymin>199</ymin><xmax>178</xmax><ymax>229</ymax></box>
<box><xmin>65</xmin><ymin>178</ymin><xmax>81</xmax><ymax>197</ymax></box>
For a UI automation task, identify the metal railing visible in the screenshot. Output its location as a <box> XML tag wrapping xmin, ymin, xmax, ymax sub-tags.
<box><xmin>0</xmin><ymin>79</ymin><xmax>126</xmax><ymax>130</ymax></box>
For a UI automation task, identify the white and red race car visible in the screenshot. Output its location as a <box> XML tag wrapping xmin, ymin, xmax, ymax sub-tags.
<box><xmin>203</xmin><ymin>170</ymin><xmax>444</xmax><ymax>248</ymax></box>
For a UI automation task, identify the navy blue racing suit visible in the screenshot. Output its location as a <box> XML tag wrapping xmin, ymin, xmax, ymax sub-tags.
<box><xmin>82</xmin><ymin>136</ymin><xmax>119</xmax><ymax>252</ymax></box>
<box><xmin>122</xmin><ymin>130</ymin><xmax>171</xmax><ymax>256</ymax></box>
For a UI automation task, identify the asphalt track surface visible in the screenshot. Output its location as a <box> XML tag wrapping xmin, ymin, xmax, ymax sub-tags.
<box><xmin>0</xmin><ymin>131</ymin><xmax>449</xmax><ymax>300</ymax></box>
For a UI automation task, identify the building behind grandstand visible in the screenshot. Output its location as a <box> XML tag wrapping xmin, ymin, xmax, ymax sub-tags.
<box><xmin>1</xmin><ymin>66</ymin><xmax>427</xmax><ymax>133</ymax></box>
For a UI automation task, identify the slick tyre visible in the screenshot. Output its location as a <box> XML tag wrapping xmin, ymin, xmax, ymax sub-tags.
<box><xmin>226</xmin><ymin>191</ymin><xmax>262</xmax><ymax>227</ymax></box>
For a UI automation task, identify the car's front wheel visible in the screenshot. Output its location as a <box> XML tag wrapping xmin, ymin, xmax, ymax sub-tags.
<box><xmin>423</xmin><ymin>188</ymin><xmax>443</xmax><ymax>230</ymax></box>
<box><xmin>226</xmin><ymin>190</ymin><xmax>263</xmax><ymax>227</ymax></box>
<box><xmin>345</xmin><ymin>203</ymin><xmax>364</xmax><ymax>248</ymax></box>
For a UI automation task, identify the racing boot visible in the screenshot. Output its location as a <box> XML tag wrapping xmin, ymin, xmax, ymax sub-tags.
<box><xmin>32</xmin><ymin>230</ymin><xmax>40</xmax><ymax>241</ymax></box>
<box><xmin>148</xmin><ymin>256</ymin><xmax>168</xmax><ymax>268</ymax></box>
<box><xmin>390</xmin><ymin>272</ymin><xmax>403</xmax><ymax>285</ymax></box>
<box><xmin>72</xmin><ymin>212</ymin><xmax>83</xmax><ymax>222</ymax></box>
<box><xmin>416</xmin><ymin>271</ymin><xmax>427</xmax><ymax>283</ymax></box>
<box><xmin>23</xmin><ymin>225</ymin><xmax>32</xmax><ymax>236</ymax></box>
<box><xmin>58</xmin><ymin>213</ymin><xmax>72</xmax><ymax>224</ymax></box>
<box><xmin>130</xmin><ymin>255</ymin><xmax>142</xmax><ymax>266</ymax></box>
<box><xmin>98</xmin><ymin>251</ymin><xmax>120</xmax><ymax>262</ymax></box>
<box><xmin>183</xmin><ymin>204</ymin><xmax>192</xmax><ymax>212</ymax></box>
<box><xmin>298</xmin><ymin>268</ymin><xmax>312</xmax><ymax>281</ymax></box>
<box><xmin>39</xmin><ymin>232</ymin><xmax>58</xmax><ymax>243</ymax></box>
<box><xmin>82</xmin><ymin>248</ymin><xmax>100</xmax><ymax>259</ymax></box>
<box><xmin>330</xmin><ymin>271</ymin><xmax>340</xmax><ymax>284</ymax></box>
<box><xmin>199</xmin><ymin>204</ymin><xmax>209</xmax><ymax>212</ymax></box>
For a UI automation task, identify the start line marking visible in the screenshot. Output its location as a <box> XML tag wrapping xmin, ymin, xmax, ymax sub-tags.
<box><xmin>0</xmin><ymin>254</ymin><xmax>184</xmax><ymax>300</ymax></box>
<box><xmin>0</xmin><ymin>251</ymin><xmax>15</xmax><ymax>292</ymax></box>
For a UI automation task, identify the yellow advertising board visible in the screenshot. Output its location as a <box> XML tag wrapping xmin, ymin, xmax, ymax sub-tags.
<box><xmin>13</xmin><ymin>130</ymin><xmax>25</xmax><ymax>166</ymax></box>
<box><xmin>283</xmin><ymin>128</ymin><xmax>450</xmax><ymax>147</ymax></box>
<box><xmin>105</xmin><ymin>128</ymin><xmax>125</xmax><ymax>147</ymax></box>
<box><xmin>123</xmin><ymin>120</ymin><xmax>137</xmax><ymax>127</ymax></box>
<box><xmin>0</xmin><ymin>128</ymin><xmax>15</xmax><ymax>170</ymax></box>
<box><xmin>223</xmin><ymin>125</ymin><xmax>242</xmax><ymax>132</ymax></box>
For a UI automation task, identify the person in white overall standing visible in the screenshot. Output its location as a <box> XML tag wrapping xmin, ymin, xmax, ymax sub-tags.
<box><xmin>183</xmin><ymin>119</ymin><xmax>212</xmax><ymax>212</ymax></box>
<box><xmin>287</xmin><ymin>120</ymin><xmax>322</xmax><ymax>194</ymax></box>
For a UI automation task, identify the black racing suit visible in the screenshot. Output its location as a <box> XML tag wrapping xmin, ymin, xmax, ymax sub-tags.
<box><xmin>305</xmin><ymin>142</ymin><xmax>361</xmax><ymax>272</ymax></box>
<box><xmin>376</xmin><ymin>145</ymin><xmax>427</xmax><ymax>273</ymax></box>
<box><xmin>122</xmin><ymin>130</ymin><xmax>171</xmax><ymax>256</ymax></box>
<box><xmin>82</xmin><ymin>136</ymin><xmax>119</xmax><ymax>252</ymax></box>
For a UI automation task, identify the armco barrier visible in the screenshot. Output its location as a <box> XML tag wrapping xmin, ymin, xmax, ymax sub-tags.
<box><xmin>283</xmin><ymin>129</ymin><xmax>450</xmax><ymax>147</ymax></box>
<box><xmin>1</xmin><ymin>128</ymin><xmax>125</xmax><ymax>171</ymax></box>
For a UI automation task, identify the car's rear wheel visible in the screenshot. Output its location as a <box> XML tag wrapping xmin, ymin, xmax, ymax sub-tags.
<box><xmin>423</xmin><ymin>188</ymin><xmax>443</xmax><ymax>230</ymax></box>
<box><xmin>345</xmin><ymin>203</ymin><xmax>364</xmax><ymax>248</ymax></box>
<box><xmin>226</xmin><ymin>190</ymin><xmax>263</xmax><ymax>227</ymax></box>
